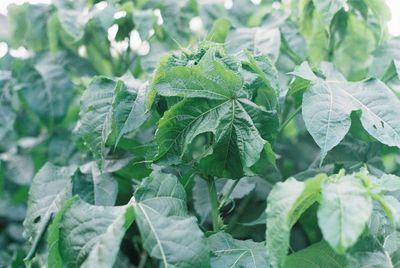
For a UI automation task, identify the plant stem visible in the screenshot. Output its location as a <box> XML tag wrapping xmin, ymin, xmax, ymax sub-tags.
<box><xmin>219</xmin><ymin>179</ymin><xmax>240</xmax><ymax>209</ymax></box>
<box><xmin>206</xmin><ymin>175</ymin><xmax>220</xmax><ymax>231</ymax></box>
<box><xmin>278</xmin><ymin>105</ymin><xmax>302</xmax><ymax>133</ymax></box>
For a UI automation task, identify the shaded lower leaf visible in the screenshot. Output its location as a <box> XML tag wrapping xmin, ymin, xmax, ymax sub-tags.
<box><xmin>51</xmin><ymin>198</ymin><xmax>134</xmax><ymax>268</ymax></box>
<box><xmin>284</xmin><ymin>241</ymin><xmax>347</xmax><ymax>268</ymax></box>
<box><xmin>266</xmin><ymin>174</ymin><xmax>325</xmax><ymax>267</ymax></box>
<box><xmin>208</xmin><ymin>232</ymin><xmax>268</xmax><ymax>267</ymax></box>
<box><xmin>23</xmin><ymin>163</ymin><xmax>77</xmax><ymax>261</ymax></box>
<box><xmin>134</xmin><ymin>171</ymin><xmax>210</xmax><ymax>268</ymax></box>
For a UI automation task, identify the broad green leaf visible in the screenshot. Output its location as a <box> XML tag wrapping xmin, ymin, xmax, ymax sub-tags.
<box><xmin>156</xmin><ymin>98</ymin><xmax>277</xmax><ymax>178</ymax></box>
<box><xmin>78</xmin><ymin>77</ymin><xmax>115</xmax><ymax>160</ymax></box>
<box><xmin>333</xmin><ymin>15</ymin><xmax>377</xmax><ymax>79</ymax></box>
<box><xmin>158</xmin><ymin>0</ymin><xmax>195</xmax><ymax>44</ymax></box>
<box><xmin>153</xmin><ymin>49</ymin><xmax>242</xmax><ymax>100</ymax></box>
<box><xmin>266</xmin><ymin>174</ymin><xmax>325</xmax><ymax>267</ymax></box>
<box><xmin>346</xmin><ymin>235</ymin><xmax>394</xmax><ymax>267</ymax></box>
<box><xmin>311</xmin><ymin>0</ymin><xmax>344</xmax><ymax>27</ymax></box>
<box><xmin>133</xmin><ymin>171</ymin><xmax>210</xmax><ymax>268</ymax></box>
<box><xmin>242</xmin><ymin>52</ymin><xmax>280</xmax><ymax>110</ymax></box>
<box><xmin>7</xmin><ymin>3</ymin><xmax>50</xmax><ymax>51</ymax></box>
<box><xmin>72</xmin><ymin>163</ymin><xmax>118</xmax><ymax>206</ymax></box>
<box><xmin>20</xmin><ymin>55</ymin><xmax>74</xmax><ymax>126</ymax></box>
<box><xmin>53</xmin><ymin>0</ymin><xmax>89</xmax><ymax>40</ymax></box>
<box><xmin>206</xmin><ymin>18</ymin><xmax>231</xmax><ymax>43</ymax></box>
<box><xmin>154</xmin><ymin>49</ymin><xmax>278</xmax><ymax>178</ymax></box>
<box><xmin>51</xmin><ymin>198</ymin><xmax>134</xmax><ymax>268</ymax></box>
<box><xmin>375</xmin><ymin>174</ymin><xmax>400</xmax><ymax>192</ymax></box>
<box><xmin>47</xmin><ymin>196</ymin><xmax>77</xmax><ymax>268</ymax></box>
<box><xmin>208</xmin><ymin>232</ymin><xmax>268</xmax><ymax>267</ymax></box>
<box><xmin>294</xmin><ymin>62</ymin><xmax>400</xmax><ymax>161</ymax></box>
<box><xmin>284</xmin><ymin>241</ymin><xmax>347</xmax><ymax>268</ymax></box>
<box><xmin>225</xmin><ymin>26</ymin><xmax>281</xmax><ymax>62</ymax></box>
<box><xmin>115</xmin><ymin>76</ymin><xmax>150</xmax><ymax>146</ymax></box>
<box><xmin>370</xmin><ymin>37</ymin><xmax>400</xmax><ymax>79</ymax></box>
<box><xmin>318</xmin><ymin>174</ymin><xmax>372</xmax><ymax>253</ymax></box>
<box><xmin>79</xmin><ymin>76</ymin><xmax>149</xmax><ymax>161</ymax></box>
<box><xmin>23</xmin><ymin>163</ymin><xmax>77</xmax><ymax>261</ymax></box>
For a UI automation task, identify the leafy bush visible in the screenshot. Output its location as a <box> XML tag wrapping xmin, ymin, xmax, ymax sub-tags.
<box><xmin>1</xmin><ymin>0</ymin><xmax>400</xmax><ymax>267</ymax></box>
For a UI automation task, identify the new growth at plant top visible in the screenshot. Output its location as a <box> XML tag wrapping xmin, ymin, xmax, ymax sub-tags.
<box><xmin>1</xmin><ymin>0</ymin><xmax>400</xmax><ymax>267</ymax></box>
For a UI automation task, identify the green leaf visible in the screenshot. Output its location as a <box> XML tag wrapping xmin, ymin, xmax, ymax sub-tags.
<box><xmin>50</xmin><ymin>198</ymin><xmax>134</xmax><ymax>267</ymax></box>
<box><xmin>346</xmin><ymin>234</ymin><xmax>394</xmax><ymax>267</ymax></box>
<box><xmin>225</xmin><ymin>26</ymin><xmax>281</xmax><ymax>62</ymax></box>
<box><xmin>79</xmin><ymin>76</ymin><xmax>149</xmax><ymax>161</ymax></box>
<box><xmin>284</xmin><ymin>241</ymin><xmax>347</xmax><ymax>268</ymax></box>
<box><xmin>47</xmin><ymin>196</ymin><xmax>77</xmax><ymax>268</ymax></box>
<box><xmin>294</xmin><ymin>62</ymin><xmax>400</xmax><ymax>161</ymax></box>
<box><xmin>370</xmin><ymin>37</ymin><xmax>400</xmax><ymax>80</ymax></box>
<box><xmin>333</xmin><ymin>15</ymin><xmax>377</xmax><ymax>79</ymax></box>
<box><xmin>206</xmin><ymin>18</ymin><xmax>231</xmax><ymax>43</ymax></box>
<box><xmin>53</xmin><ymin>0</ymin><xmax>89</xmax><ymax>41</ymax></box>
<box><xmin>153</xmin><ymin>49</ymin><xmax>242</xmax><ymax>100</ymax></box>
<box><xmin>23</xmin><ymin>163</ymin><xmax>77</xmax><ymax>261</ymax></box>
<box><xmin>72</xmin><ymin>163</ymin><xmax>118</xmax><ymax>206</ymax></box>
<box><xmin>317</xmin><ymin>174</ymin><xmax>372</xmax><ymax>253</ymax></box>
<box><xmin>133</xmin><ymin>171</ymin><xmax>210</xmax><ymax>268</ymax></box>
<box><xmin>154</xmin><ymin>49</ymin><xmax>278</xmax><ymax>178</ymax></box>
<box><xmin>20</xmin><ymin>55</ymin><xmax>75</xmax><ymax>126</ymax></box>
<box><xmin>208</xmin><ymin>232</ymin><xmax>268</xmax><ymax>267</ymax></box>
<box><xmin>7</xmin><ymin>3</ymin><xmax>50</xmax><ymax>51</ymax></box>
<box><xmin>266</xmin><ymin>174</ymin><xmax>325</xmax><ymax>267</ymax></box>
<box><xmin>311</xmin><ymin>0</ymin><xmax>344</xmax><ymax>27</ymax></box>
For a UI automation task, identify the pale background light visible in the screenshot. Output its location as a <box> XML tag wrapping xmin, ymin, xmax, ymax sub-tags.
<box><xmin>0</xmin><ymin>0</ymin><xmax>399</xmax><ymax>35</ymax></box>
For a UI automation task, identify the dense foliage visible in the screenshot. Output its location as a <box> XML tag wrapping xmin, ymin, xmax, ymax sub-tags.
<box><xmin>1</xmin><ymin>0</ymin><xmax>400</xmax><ymax>267</ymax></box>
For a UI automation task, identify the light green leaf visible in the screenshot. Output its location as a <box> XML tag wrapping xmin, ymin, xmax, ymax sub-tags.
<box><xmin>53</xmin><ymin>0</ymin><xmax>89</xmax><ymax>40</ymax></box>
<box><xmin>226</xmin><ymin>26</ymin><xmax>280</xmax><ymax>62</ymax></box>
<box><xmin>20</xmin><ymin>55</ymin><xmax>74</xmax><ymax>126</ymax></box>
<box><xmin>370</xmin><ymin>38</ymin><xmax>400</xmax><ymax>80</ymax></box>
<box><xmin>156</xmin><ymin>97</ymin><xmax>277</xmax><ymax>178</ymax></box>
<box><xmin>134</xmin><ymin>171</ymin><xmax>210</xmax><ymax>268</ymax></box>
<box><xmin>154</xmin><ymin>50</ymin><xmax>278</xmax><ymax>178</ymax></box>
<box><xmin>79</xmin><ymin>76</ymin><xmax>149</xmax><ymax>161</ymax></box>
<box><xmin>318</xmin><ymin>175</ymin><xmax>372</xmax><ymax>253</ymax></box>
<box><xmin>376</xmin><ymin>174</ymin><xmax>400</xmax><ymax>192</ymax></box>
<box><xmin>153</xmin><ymin>49</ymin><xmax>242</xmax><ymax>100</ymax></box>
<box><xmin>266</xmin><ymin>174</ymin><xmax>325</xmax><ymax>267</ymax></box>
<box><xmin>51</xmin><ymin>198</ymin><xmax>134</xmax><ymax>268</ymax></box>
<box><xmin>333</xmin><ymin>15</ymin><xmax>377</xmax><ymax>79</ymax></box>
<box><xmin>47</xmin><ymin>196</ymin><xmax>77</xmax><ymax>268</ymax></box>
<box><xmin>72</xmin><ymin>163</ymin><xmax>118</xmax><ymax>206</ymax></box>
<box><xmin>23</xmin><ymin>163</ymin><xmax>77</xmax><ymax>261</ymax></box>
<box><xmin>284</xmin><ymin>241</ymin><xmax>347</xmax><ymax>268</ymax></box>
<box><xmin>294</xmin><ymin>62</ymin><xmax>400</xmax><ymax>161</ymax></box>
<box><xmin>208</xmin><ymin>232</ymin><xmax>268</xmax><ymax>268</ymax></box>
<box><xmin>347</xmin><ymin>235</ymin><xmax>394</xmax><ymax>268</ymax></box>
<box><xmin>312</xmin><ymin>0</ymin><xmax>344</xmax><ymax>27</ymax></box>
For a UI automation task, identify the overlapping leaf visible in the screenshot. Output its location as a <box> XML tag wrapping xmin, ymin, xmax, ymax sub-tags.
<box><xmin>318</xmin><ymin>174</ymin><xmax>373</xmax><ymax>253</ymax></box>
<box><xmin>133</xmin><ymin>171</ymin><xmax>210</xmax><ymax>268</ymax></box>
<box><xmin>78</xmin><ymin>76</ymin><xmax>149</xmax><ymax>161</ymax></box>
<box><xmin>153</xmin><ymin>49</ymin><xmax>278</xmax><ymax>178</ymax></box>
<box><xmin>48</xmin><ymin>198</ymin><xmax>134</xmax><ymax>268</ymax></box>
<box><xmin>293</xmin><ymin>62</ymin><xmax>400</xmax><ymax>161</ymax></box>
<box><xmin>266</xmin><ymin>174</ymin><xmax>325</xmax><ymax>267</ymax></box>
<box><xmin>23</xmin><ymin>163</ymin><xmax>77</xmax><ymax>260</ymax></box>
<box><xmin>208</xmin><ymin>232</ymin><xmax>268</xmax><ymax>267</ymax></box>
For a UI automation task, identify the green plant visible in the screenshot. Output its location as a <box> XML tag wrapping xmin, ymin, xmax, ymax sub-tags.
<box><xmin>1</xmin><ymin>0</ymin><xmax>400</xmax><ymax>267</ymax></box>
